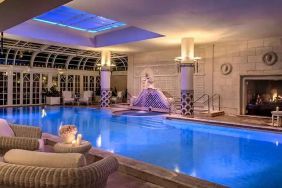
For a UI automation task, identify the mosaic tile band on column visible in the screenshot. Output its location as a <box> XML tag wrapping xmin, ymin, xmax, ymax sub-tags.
<box><xmin>181</xmin><ymin>90</ymin><xmax>194</xmax><ymax>116</ymax></box>
<box><xmin>101</xmin><ymin>89</ymin><xmax>112</xmax><ymax>107</ymax></box>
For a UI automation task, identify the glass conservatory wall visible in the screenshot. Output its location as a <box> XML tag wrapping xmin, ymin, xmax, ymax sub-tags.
<box><xmin>0</xmin><ymin>66</ymin><xmax>99</xmax><ymax>107</ymax></box>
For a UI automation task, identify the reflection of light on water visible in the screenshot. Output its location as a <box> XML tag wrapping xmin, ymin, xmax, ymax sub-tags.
<box><xmin>138</xmin><ymin>111</ymin><xmax>147</xmax><ymax>114</ymax></box>
<box><xmin>275</xmin><ymin>141</ymin><xmax>279</xmax><ymax>146</ymax></box>
<box><xmin>41</xmin><ymin>109</ymin><xmax>47</xmax><ymax>118</ymax></box>
<box><xmin>174</xmin><ymin>165</ymin><xmax>180</xmax><ymax>173</ymax></box>
<box><xmin>96</xmin><ymin>135</ymin><xmax>102</xmax><ymax>147</ymax></box>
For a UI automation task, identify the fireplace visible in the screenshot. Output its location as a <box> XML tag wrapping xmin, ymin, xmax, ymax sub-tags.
<box><xmin>242</xmin><ymin>76</ymin><xmax>282</xmax><ymax>117</ymax></box>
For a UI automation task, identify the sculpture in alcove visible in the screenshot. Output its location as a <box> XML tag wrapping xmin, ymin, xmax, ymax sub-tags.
<box><xmin>130</xmin><ymin>68</ymin><xmax>174</xmax><ymax>112</ymax></box>
<box><xmin>141</xmin><ymin>68</ymin><xmax>154</xmax><ymax>90</ymax></box>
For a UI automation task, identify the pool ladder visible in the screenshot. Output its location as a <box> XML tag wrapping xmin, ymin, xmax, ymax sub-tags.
<box><xmin>174</xmin><ymin>93</ymin><xmax>222</xmax><ymax>115</ymax></box>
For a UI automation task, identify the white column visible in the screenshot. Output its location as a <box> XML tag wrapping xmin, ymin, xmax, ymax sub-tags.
<box><xmin>47</xmin><ymin>73</ymin><xmax>53</xmax><ymax>89</ymax></box>
<box><xmin>80</xmin><ymin>75</ymin><xmax>83</xmax><ymax>94</ymax></box>
<box><xmin>20</xmin><ymin>72</ymin><xmax>23</xmax><ymax>105</ymax></box>
<box><xmin>39</xmin><ymin>74</ymin><xmax>42</xmax><ymax>104</ymax></box>
<box><xmin>180</xmin><ymin>38</ymin><xmax>194</xmax><ymax>116</ymax></box>
<box><xmin>30</xmin><ymin>73</ymin><xmax>33</xmax><ymax>105</ymax></box>
<box><xmin>7</xmin><ymin>70</ymin><xmax>13</xmax><ymax>106</ymax></box>
<box><xmin>58</xmin><ymin>74</ymin><xmax>61</xmax><ymax>91</ymax></box>
<box><xmin>100</xmin><ymin>51</ymin><xmax>112</xmax><ymax>107</ymax></box>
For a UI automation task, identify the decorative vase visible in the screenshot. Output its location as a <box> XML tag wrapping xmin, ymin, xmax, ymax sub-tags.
<box><xmin>59</xmin><ymin>125</ymin><xmax>78</xmax><ymax>144</ymax></box>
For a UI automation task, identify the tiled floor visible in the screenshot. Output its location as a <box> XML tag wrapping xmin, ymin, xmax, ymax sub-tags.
<box><xmin>168</xmin><ymin>114</ymin><xmax>282</xmax><ymax>132</ymax></box>
<box><xmin>43</xmin><ymin>139</ymin><xmax>162</xmax><ymax>188</ymax></box>
<box><xmin>107</xmin><ymin>172</ymin><xmax>161</xmax><ymax>188</ymax></box>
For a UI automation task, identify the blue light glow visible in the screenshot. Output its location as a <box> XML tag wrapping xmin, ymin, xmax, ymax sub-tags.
<box><xmin>33</xmin><ymin>6</ymin><xmax>126</xmax><ymax>33</ymax></box>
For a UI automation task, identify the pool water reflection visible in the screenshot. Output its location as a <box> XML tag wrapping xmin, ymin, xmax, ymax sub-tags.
<box><xmin>1</xmin><ymin>106</ymin><xmax>282</xmax><ymax>188</ymax></box>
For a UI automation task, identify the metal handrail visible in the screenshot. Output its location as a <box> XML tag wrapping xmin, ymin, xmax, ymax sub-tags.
<box><xmin>211</xmin><ymin>94</ymin><xmax>221</xmax><ymax>111</ymax></box>
<box><xmin>193</xmin><ymin>94</ymin><xmax>210</xmax><ymax>113</ymax></box>
<box><xmin>194</xmin><ymin>94</ymin><xmax>209</xmax><ymax>103</ymax></box>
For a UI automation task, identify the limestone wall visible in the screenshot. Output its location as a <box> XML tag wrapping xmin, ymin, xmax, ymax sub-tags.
<box><xmin>196</xmin><ymin>37</ymin><xmax>282</xmax><ymax>115</ymax></box>
<box><xmin>127</xmin><ymin>49</ymin><xmax>181</xmax><ymax>99</ymax></box>
<box><xmin>128</xmin><ymin>37</ymin><xmax>282</xmax><ymax>115</ymax></box>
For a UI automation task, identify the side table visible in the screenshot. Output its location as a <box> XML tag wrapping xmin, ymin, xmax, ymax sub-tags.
<box><xmin>54</xmin><ymin>141</ymin><xmax>92</xmax><ymax>154</ymax></box>
<box><xmin>271</xmin><ymin>111</ymin><xmax>282</xmax><ymax>127</ymax></box>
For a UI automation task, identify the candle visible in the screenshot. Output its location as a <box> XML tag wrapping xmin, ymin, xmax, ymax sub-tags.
<box><xmin>76</xmin><ymin>134</ymin><xmax>82</xmax><ymax>145</ymax></box>
<box><xmin>72</xmin><ymin>140</ymin><xmax>76</xmax><ymax>147</ymax></box>
<box><xmin>277</xmin><ymin>106</ymin><xmax>280</xmax><ymax>111</ymax></box>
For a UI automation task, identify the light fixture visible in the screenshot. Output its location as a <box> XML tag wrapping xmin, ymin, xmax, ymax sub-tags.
<box><xmin>193</xmin><ymin>57</ymin><xmax>202</xmax><ymax>73</ymax></box>
<box><xmin>174</xmin><ymin>56</ymin><xmax>183</xmax><ymax>63</ymax></box>
<box><xmin>193</xmin><ymin>57</ymin><xmax>202</xmax><ymax>61</ymax></box>
<box><xmin>18</xmin><ymin>51</ymin><xmax>24</xmax><ymax>59</ymax></box>
<box><xmin>33</xmin><ymin>6</ymin><xmax>126</xmax><ymax>33</ymax></box>
<box><xmin>57</xmin><ymin>68</ymin><xmax>64</xmax><ymax>75</ymax></box>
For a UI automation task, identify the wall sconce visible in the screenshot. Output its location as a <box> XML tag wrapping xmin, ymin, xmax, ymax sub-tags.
<box><xmin>96</xmin><ymin>63</ymin><xmax>116</xmax><ymax>73</ymax></box>
<box><xmin>193</xmin><ymin>57</ymin><xmax>202</xmax><ymax>73</ymax></box>
<box><xmin>57</xmin><ymin>68</ymin><xmax>64</xmax><ymax>75</ymax></box>
<box><xmin>174</xmin><ymin>57</ymin><xmax>182</xmax><ymax>73</ymax></box>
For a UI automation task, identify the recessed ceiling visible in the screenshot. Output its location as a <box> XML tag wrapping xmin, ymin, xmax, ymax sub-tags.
<box><xmin>3</xmin><ymin>0</ymin><xmax>282</xmax><ymax>53</ymax></box>
<box><xmin>33</xmin><ymin>6</ymin><xmax>126</xmax><ymax>33</ymax></box>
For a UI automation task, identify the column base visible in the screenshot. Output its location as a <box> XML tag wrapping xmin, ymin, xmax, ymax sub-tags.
<box><xmin>181</xmin><ymin>90</ymin><xmax>194</xmax><ymax>116</ymax></box>
<box><xmin>100</xmin><ymin>89</ymin><xmax>112</xmax><ymax>108</ymax></box>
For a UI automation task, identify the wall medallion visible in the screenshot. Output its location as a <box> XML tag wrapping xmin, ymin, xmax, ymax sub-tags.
<box><xmin>262</xmin><ymin>51</ymin><xmax>278</xmax><ymax>66</ymax></box>
<box><xmin>221</xmin><ymin>63</ymin><xmax>232</xmax><ymax>75</ymax></box>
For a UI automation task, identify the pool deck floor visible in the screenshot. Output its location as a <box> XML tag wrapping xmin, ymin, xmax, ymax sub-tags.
<box><xmin>43</xmin><ymin>140</ymin><xmax>161</xmax><ymax>188</ymax></box>
<box><xmin>107</xmin><ymin>172</ymin><xmax>161</xmax><ymax>188</ymax></box>
<box><xmin>167</xmin><ymin>113</ymin><xmax>282</xmax><ymax>132</ymax></box>
<box><xmin>43</xmin><ymin>133</ymin><xmax>223</xmax><ymax>188</ymax></box>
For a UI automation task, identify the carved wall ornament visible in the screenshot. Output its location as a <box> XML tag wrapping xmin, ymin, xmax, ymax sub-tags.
<box><xmin>220</xmin><ymin>63</ymin><xmax>232</xmax><ymax>75</ymax></box>
<box><xmin>262</xmin><ymin>51</ymin><xmax>278</xmax><ymax>66</ymax></box>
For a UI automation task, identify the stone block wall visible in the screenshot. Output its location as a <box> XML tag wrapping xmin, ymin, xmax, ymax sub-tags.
<box><xmin>128</xmin><ymin>37</ymin><xmax>282</xmax><ymax>115</ymax></box>
<box><xmin>127</xmin><ymin>48</ymin><xmax>181</xmax><ymax>99</ymax></box>
<box><xmin>195</xmin><ymin>37</ymin><xmax>282</xmax><ymax>115</ymax></box>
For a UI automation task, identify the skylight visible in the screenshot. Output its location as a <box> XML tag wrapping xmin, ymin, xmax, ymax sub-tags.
<box><xmin>33</xmin><ymin>6</ymin><xmax>126</xmax><ymax>33</ymax></box>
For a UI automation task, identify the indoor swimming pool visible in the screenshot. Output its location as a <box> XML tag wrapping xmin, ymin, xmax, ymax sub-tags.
<box><xmin>1</xmin><ymin>106</ymin><xmax>282</xmax><ymax>188</ymax></box>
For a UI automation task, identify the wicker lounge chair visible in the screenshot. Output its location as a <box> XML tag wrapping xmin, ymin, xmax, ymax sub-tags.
<box><xmin>0</xmin><ymin>149</ymin><xmax>118</xmax><ymax>188</ymax></box>
<box><xmin>0</xmin><ymin>124</ymin><xmax>42</xmax><ymax>154</ymax></box>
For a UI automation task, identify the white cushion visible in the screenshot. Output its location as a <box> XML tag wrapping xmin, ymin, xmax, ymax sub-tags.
<box><xmin>0</xmin><ymin>119</ymin><xmax>15</xmax><ymax>137</ymax></box>
<box><xmin>4</xmin><ymin>149</ymin><xmax>86</xmax><ymax>168</ymax></box>
<box><xmin>38</xmin><ymin>139</ymin><xmax>45</xmax><ymax>151</ymax></box>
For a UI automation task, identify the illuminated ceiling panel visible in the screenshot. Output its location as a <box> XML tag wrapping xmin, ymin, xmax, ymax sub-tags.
<box><xmin>33</xmin><ymin>6</ymin><xmax>126</xmax><ymax>33</ymax></box>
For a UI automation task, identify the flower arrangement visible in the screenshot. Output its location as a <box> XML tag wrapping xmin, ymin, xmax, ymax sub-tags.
<box><xmin>45</xmin><ymin>85</ymin><xmax>60</xmax><ymax>97</ymax></box>
<box><xmin>59</xmin><ymin>125</ymin><xmax>78</xmax><ymax>144</ymax></box>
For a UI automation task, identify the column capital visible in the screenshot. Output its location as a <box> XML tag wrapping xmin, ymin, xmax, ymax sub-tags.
<box><xmin>101</xmin><ymin>66</ymin><xmax>111</xmax><ymax>71</ymax></box>
<box><xmin>101</xmin><ymin>51</ymin><xmax>111</xmax><ymax>67</ymax></box>
<box><xmin>180</xmin><ymin>63</ymin><xmax>194</xmax><ymax>67</ymax></box>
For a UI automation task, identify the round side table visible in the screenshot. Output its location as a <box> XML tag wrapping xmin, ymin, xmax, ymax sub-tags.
<box><xmin>54</xmin><ymin>141</ymin><xmax>92</xmax><ymax>154</ymax></box>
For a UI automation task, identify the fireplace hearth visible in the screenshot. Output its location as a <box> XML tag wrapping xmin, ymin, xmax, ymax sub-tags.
<box><xmin>245</xmin><ymin>79</ymin><xmax>282</xmax><ymax>117</ymax></box>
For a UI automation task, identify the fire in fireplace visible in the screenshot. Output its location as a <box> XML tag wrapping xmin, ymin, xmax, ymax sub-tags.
<box><xmin>245</xmin><ymin>80</ymin><xmax>282</xmax><ymax>116</ymax></box>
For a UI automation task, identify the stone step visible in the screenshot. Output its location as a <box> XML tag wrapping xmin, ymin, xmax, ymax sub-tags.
<box><xmin>199</xmin><ymin>110</ymin><xmax>225</xmax><ymax>117</ymax></box>
<box><xmin>112</xmin><ymin>103</ymin><xmax>130</xmax><ymax>108</ymax></box>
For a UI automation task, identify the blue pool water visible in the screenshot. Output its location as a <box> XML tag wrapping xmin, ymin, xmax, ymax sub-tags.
<box><xmin>1</xmin><ymin>106</ymin><xmax>282</xmax><ymax>188</ymax></box>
